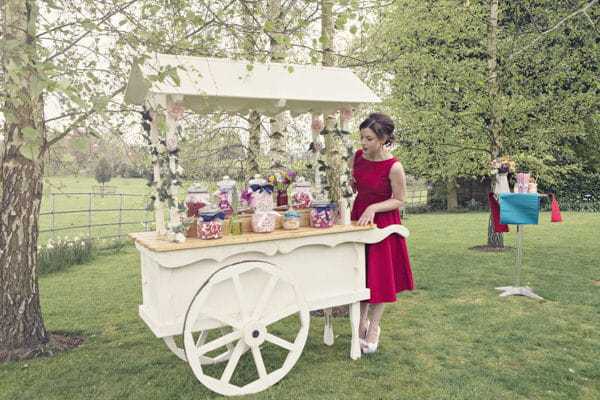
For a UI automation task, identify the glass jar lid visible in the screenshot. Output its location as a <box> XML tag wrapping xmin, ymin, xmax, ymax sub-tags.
<box><xmin>248</xmin><ymin>174</ymin><xmax>266</xmax><ymax>186</ymax></box>
<box><xmin>217</xmin><ymin>175</ymin><xmax>236</xmax><ymax>189</ymax></box>
<box><xmin>187</xmin><ymin>182</ymin><xmax>208</xmax><ymax>193</ymax></box>
<box><xmin>198</xmin><ymin>204</ymin><xmax>222</xmax><ymax>215</ymax></box>
<box><xmin>312</xmin><ymin>192</ymin><xmax>331</xmax><ymax>207</ymax></box>
<box><xmin>294</xmin><ymin>176</ymin><xmax>311</xmax><ymax>187</ymax></box>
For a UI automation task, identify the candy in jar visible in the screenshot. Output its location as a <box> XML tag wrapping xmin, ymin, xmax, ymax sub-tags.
<box><xmin>185</xmin><ymin>182</ymin><xmax>210</xmax><ymax>217</ymax></box>
<box><xmin>282</xmin><ymin>208</ymin><xmax>301</xmax><ymax>230</ymax></box>
<box><xmin>291</xmin><ymin>176</ymin><xmax>313</xmax><ymax>209</ymax></box>
<box><xmin>214</xmin><ymin>176</ymin><xmax>236</xmax><ymax>214</ymax></box>
<box><xmin>197</xmin><ymin>205</ymin><xmax>225</xmax><ymax>239</ymax></box>
<box><xmin>310</xmin><ymin>195</ymin><xmax>336</xmax><ymax>228</ymax></box>
<box><xmin>251</xmin><ymin>208</ymin><xmax>279</xmax><ymax>233</ymax></box>
<box><xmin>247</xmin><ymin>174</ymin><xmax>274</xmax><ymax>210</ymax></box>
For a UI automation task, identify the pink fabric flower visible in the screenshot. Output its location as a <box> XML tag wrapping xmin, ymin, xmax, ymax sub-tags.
<box><xmin>341</xmin><ymin>108</ymin><xmax>354</xmax><ymax>120</ymax></box>
<box><xmin>167</xmin><ymin>103</ymin><xmax>184</xmax><ymax>118</ymax></box>
<box><xmin>311</xmin><ymin>119</ymin><xmax>324</xmax><ymax>132</ymax></box>
<box><xmin>166</xmin><ymin>136</ymin><xmax>178</xmax><ymax>152</ymax></box>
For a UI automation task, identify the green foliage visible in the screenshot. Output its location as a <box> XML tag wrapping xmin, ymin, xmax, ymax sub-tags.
<box><xmin>354</xmin><ymin>0</ymin><xmax>599</xmax><ymax>187</ymax></box>
<box><xmin>539</xmin><ymin>171</ymin><xmax>600</xmax><ymax>212</ymax></box>
<box><xmin>37</xmin><ymin>235</ymin><xmax>94</xmax><ymax>276</ymax></box>
<box><xmin>94</xmin><ymin>157</ymin><xmax>112</xmax><ymax>185</ymax></box>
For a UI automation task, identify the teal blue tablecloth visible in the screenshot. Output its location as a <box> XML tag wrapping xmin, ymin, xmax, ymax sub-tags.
<box><xmin>499</xmin><ymin>193</ymin><xmax>540</xmax><ymax>225</ymax></box>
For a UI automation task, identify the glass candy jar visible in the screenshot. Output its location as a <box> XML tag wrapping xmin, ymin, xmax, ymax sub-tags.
<box><xmin>282</xmin><ymin>208</ymin><xmax>301</xmax><ymax>230</ymax></box>
<box><xmin>185</xmin><ymin>183</ymin><xmax>210</xmax><ymax>217</ymax></box>
<box><xmin>310</xmin><ymin>195</ymin><xmax>336</xmax><ymax>228</ymax></box>
<box><xmin>291</xmin><ymin>176</ymin><xmax>313</xmax><ymax>209</ymax></box>
<box><xmin>248</xmin><ymin>174</ymin><xmax>274</xmax><ymax>210</ymax></box>
<box><xmin>214</xmin><ymin>176</ymin><xmax>236</xmax><ymax>214</ymax></box>
<box><xmin>197</xmin><ymin>205</ymin><xmax>225</xmax><ymax>239</ymax></box>
<box><xmin>251</xmin><ymin>208</ymin><xmax>279</xmax><ymax>233</ymax></box>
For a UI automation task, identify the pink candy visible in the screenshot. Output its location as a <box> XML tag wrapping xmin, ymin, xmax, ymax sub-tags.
<box><xmin>250</xmin><ymin>191</ymin><xmax>274</xmax><ymax>210</ymax></box>
<box><xmin>310</xmin><ymin>209</ymin><xmax>333</xmax><ymax>228</ymax></box>
<box><xmin>252</xmin><ymin>210</ymin><xmax>278</xmax><ymax>233</ymax></box>
<box><xmin>292</xmin><ymin>191</ymin><xmax>312</xmax><ymax>209</ymax></box>
<box><xmin>197</xmin><ymin>219</ymin><xmax>223</xmax><ymax>239</ymax></box>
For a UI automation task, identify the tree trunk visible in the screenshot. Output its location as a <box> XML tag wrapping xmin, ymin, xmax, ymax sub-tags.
<box><xmin>446</xmin><ymin>179</ymin><xmax>458</xmax><ymax>209</ymax></box>
<box><xmin>267</xmin><ymin>0</ymin><xmax>287</xmax><ymax>171</ymax></box>
<box><xmin>241</xmin><ymin>1</ymin><xmax>261</xmax><ymax>178</ymax></box>
<box><xmin>0</xmin><ymin>0</ymin><xmax>50</xmax><ymax>362</ymax></box>
<box><xmin>486</xmin><ymin>0</ymin><xmax>504</xmax><ymax>248</ymax></box>
<box><xmin>247</xmin><ymin>110</ymin><xmax>261</xmax><ymax>177</ymax></box>
<box><xmin>321</xmin><ymin>0</ymin><xmax>343</xmax><ymax>206</ymax></box>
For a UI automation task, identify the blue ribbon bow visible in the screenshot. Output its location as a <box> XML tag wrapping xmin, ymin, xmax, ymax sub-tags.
<box><xmin>200</xmin><ymin>212</ymin><xmax>226</xmax><ymax>222</ymax></box>
<box><xmin>250</xmin><ymin>184</ymin><xmax>274</xmax><ymax>194</ymax></box>
<box><xmin>314</xmin><ymin>204</ymin><xmax>337</xmax><ymax>212</ymax></box>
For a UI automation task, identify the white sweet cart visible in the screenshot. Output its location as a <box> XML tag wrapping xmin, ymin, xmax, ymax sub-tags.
<box><xmin>129</xmin><ymin>224</ymin><xmax>408</xmax><ymax>396</ymax></box>
<box><xmin>125</xmin><ymin>54</ymin><xmax>408</xmax><ymax>396</ymax></box>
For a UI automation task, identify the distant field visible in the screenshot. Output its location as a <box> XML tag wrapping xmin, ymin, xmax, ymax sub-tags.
<box><xmin>39</xmin><ymin>176</ymin><xmax>155</xmax><ymax>245</ymax></box>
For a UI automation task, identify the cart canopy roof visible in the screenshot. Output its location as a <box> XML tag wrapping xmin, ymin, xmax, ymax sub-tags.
<box><xmin>124</xmin><ymin>53</ymin><xmax>380</xmax><ymax>116</ymax></box>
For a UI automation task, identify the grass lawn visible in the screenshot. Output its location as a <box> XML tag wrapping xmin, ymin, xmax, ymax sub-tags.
<box><xmin>1</xmin><ymin>212</ymin><xmax>598</xmax><ymax>399</ymax></box>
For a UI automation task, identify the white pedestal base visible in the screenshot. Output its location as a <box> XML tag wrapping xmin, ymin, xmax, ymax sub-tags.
<box><xmin>495</xmin><ymin>286</ymin><xmax>543</xmax><ymax>300</ymax></box>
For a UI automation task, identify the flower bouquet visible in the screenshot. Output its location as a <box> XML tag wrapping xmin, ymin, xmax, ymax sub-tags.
<box><xmin>488</xmin><ymin>157</ymin><xmax>516</xmax><ymax>175</ymax></box>
<box><xmin>269</xmin><ymin>169</ymin><xmax>298</xmax><ymax>207</ymax></box>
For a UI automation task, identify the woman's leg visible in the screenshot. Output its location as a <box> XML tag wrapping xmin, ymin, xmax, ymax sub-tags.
<box><xmin>359</xmin><ymin>301</ymin><xmax>370</xmax><ymax>340</ymax></box>
<box><xmin>365</xmin><ymin>303</ymin><xmax>385</xmax><ymax>343</ymax></box>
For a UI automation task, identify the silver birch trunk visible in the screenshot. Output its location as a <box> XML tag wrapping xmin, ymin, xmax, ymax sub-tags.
<box><xmin>267</xmin><ymin>0</ymin><xmax>287</xmax><ymax>171</ymax></box>
<box><xmin>486</xmin><ymin>0</ymin><xmax>504</xmax><ymax>248</ymax></box>
<box><xmin>321</xmin><ymin>0</ymin><xmax>343</xmax><ymax>206</ymax></box>
<box><xmin>247</xmin><ymin>111</ymin><xmax>261</xmax><ymax>177</ymax></box>
<box><xmin>0</xmin><ymin>0</ymin><xmax>50</xmax><ymax>361</ymax></box>
<box><xmin>242</xmin><ymin>2</ymin><xmax>261</xmax><ymax>178</ymax></box>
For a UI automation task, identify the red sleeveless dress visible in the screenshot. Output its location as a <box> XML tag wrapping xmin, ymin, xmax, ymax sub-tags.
<box><xmin>351</xmin><ymin>150</ymin><xmax>414</xmax><ymax>303</ymax></box>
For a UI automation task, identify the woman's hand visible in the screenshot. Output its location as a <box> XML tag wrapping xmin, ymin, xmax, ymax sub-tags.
<box><xmin>357</xmin><ymin>205</ymin><xmax>377</xmax><ymax>226</ymax></box>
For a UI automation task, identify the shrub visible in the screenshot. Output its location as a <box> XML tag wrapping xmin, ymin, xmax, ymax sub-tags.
<box><xmin>37</xmin><ymin>235</ymin><xmax>94</xmax><ymax>276</ymax></box>
<box><xmin>539</xmin><ymin>172</ymin><xmax>600</xmax><ymax>212</ymax></box>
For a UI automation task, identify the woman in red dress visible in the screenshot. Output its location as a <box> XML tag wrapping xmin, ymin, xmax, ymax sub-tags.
<box><xmin>350</xmin><ymin>112</ymin><xmax>414</xmax><ymax>354</ymax></box>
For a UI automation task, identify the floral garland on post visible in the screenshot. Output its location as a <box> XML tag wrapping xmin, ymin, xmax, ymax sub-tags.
<box><xmin>308</xmin><ymin>114</ymin><xmax>325</xmax><ymax>191</ymax></box>
<box><xmin>140</xmin><ymin>105</ymin><xmax>192</xmax><ymax>242</ymax></box>
<box><xmin>338</xmin><ymin>108</ymin><xmax>355</xmax><ymax>219</ymax></box>
<box><xmin>307</xmin><ymin>108</ymin><xmax>354</xmax><ymax>208</ymax></box>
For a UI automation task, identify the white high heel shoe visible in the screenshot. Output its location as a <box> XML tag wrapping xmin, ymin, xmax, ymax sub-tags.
<box><xmin>361</xmin><ymin>326</ymin><xmax>380</xmax><ymax>354</ymax></box>
<box><xmin>359</xmin><ymin>320</ymin><xmax>370</xmax><ymax>347</ymax></box>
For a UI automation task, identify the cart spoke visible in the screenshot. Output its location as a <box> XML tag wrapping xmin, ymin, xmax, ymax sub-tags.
<box><xmin>220</xmin><ymin>339</ymin><xmax>247</xmax><ymax>384</ymax></box>
<box><xmin>220</xmin><ymin>327</ymin><xmax>235</xmax><ymax>352</ymax></box>
<box><xmin>251</xmin><ymin>275</ymin><xmax>279</xmax><ymax>321</ymax></box>
<box><xmin>232</xmin><ymin>274</ymin><xmax>250</xmax><ymax>322</ymax></box>
<box><xmin>197</xmin><ymin>330</ymin><xmax>241</xmax><ymax>356</ymax></box>
<box><xmin>265</xmin><ymin>333</ymin><xmax>294</xmax><ymax>351</ymax></box>
<box><xmin>251</xmin><ymin>345</ymin><xmax>268</xmax><ymax>379</ymax></box>
<box><xmin>195</xmin><ymin>330</ymin><xmax>209</xmax><ymax>348</ymax></box>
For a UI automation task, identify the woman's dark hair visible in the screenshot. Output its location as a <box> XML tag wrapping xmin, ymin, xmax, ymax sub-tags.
<box><xmin>359</xmin><ymin>112</ymin><xmax>396</xmax><ymax>146</ymax></box>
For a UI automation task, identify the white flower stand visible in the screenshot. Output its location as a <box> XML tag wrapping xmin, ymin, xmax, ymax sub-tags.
<box><xmin>130</xmin><ymin>223</ymin><xmax>409</xmax><ymax>396</ymax></box>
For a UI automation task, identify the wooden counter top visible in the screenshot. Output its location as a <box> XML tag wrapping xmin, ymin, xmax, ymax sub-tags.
<box><xmin>129</xmin><ymin>224</ymin><xmax>376</xmax><ymax>252</ymax></box>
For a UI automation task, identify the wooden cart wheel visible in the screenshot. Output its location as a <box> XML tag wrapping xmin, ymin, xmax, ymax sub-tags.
<box><xmin>163</xmin><ymin>328</ymin><xmax>240</xmax><ymax>363</ymax></box>
<box><xmin>163</xmin><ymin>336</ymin><xmax>186</xmax><ymax>361</ymax></box>
<box><xmin>183</xmin><ymin>260</ymin><xmax>309</xmax><ymax>396</ymax></box>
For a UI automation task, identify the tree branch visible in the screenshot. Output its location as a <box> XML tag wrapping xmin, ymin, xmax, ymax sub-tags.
<box><xmin>509</xmin><ymin>0</ymin><xmax>599</xmax><ymax>60</ymax></box>
<box><xmin>43</xmin><ymin>84</ymin><xmax>126</xmax><ymax>151</ymax></box>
